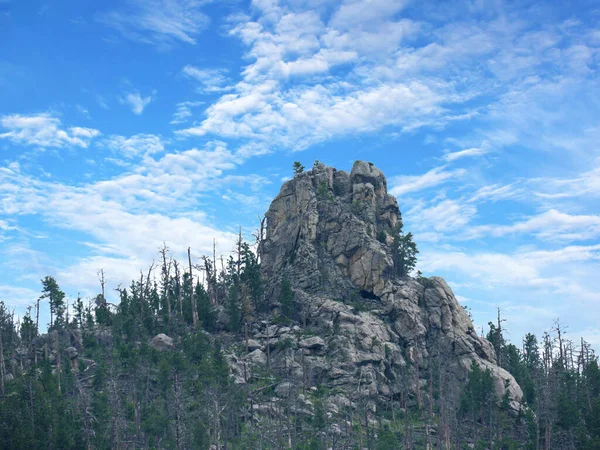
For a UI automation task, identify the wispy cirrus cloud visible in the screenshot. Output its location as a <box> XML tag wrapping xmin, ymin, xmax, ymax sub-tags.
<box><xmin>390</xmin><ymin>165</ymin><xmax>466</xmax><ymax>196</ymax></box>
<box><xmin>170</xmin><ymin>101</ymin><xmax>204</xmax><ymax>125</ymax></box>
<box><xmin>443</xmin><ymin>147</ymin><xmax>489</xmax><ymax>162</ymax></box>
<box><xmin>182</xmin><ymin>66</ymin><xmax>232</xmax><ymax>93</ymax></box>
<box><xmin>97</xmin><ymin>0</ymin><xmax>210</xmax><ymax>50</ymax></box>
<box><xmin>101</xmin><ymin>133</ymin><xmax>165</xmax><ymax>159</ymax></box>
<box><xmin>466</xmin><ymin>209</ymin><xmax>600</xmax><ymax>242</ymax></box>
<box><xmin>0</xmin><ymin>113</ymin><xmax>99</xmax><ymax>148</ymax></box>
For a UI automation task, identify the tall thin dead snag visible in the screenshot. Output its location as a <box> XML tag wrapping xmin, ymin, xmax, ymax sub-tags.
<box><xmin>159</xmin><ymin>243</ymin><xmax>172</xmax><ymax>318</ymax></box>
<box><xmin>188</xmin><ymin>247</ymin><xmax>198</xmax><ymax>328</ymax></box>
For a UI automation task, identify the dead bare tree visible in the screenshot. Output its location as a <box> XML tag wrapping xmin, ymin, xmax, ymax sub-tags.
<box><xmin>173</xmin><ymin>260</ymin><xmax>183</xmax><ymax>316</ymax></box>
<box><xmin>159</xmin><ymin>243</ymin><xmax>172</xmax><ymax>318</ymax></box>
<box><xmin>98</xmin><ymin>269</ymin><xmax>106</xmax><ymax>305</ymax></box>
<box><xmin>253</xmin><ymin>215</ymin><xmax>267</xmax><ymax>262</ymax></box>
<box><xmin>188</xmin><ymin>247</ymin><xmax>198</xmax><ymax>328</ymax></box>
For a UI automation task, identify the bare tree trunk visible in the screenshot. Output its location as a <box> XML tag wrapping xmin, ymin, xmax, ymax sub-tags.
<box><xmin>139</xmin><ymin>270</ymin><xmax>145</xmax><ymax>320</ymax></box>
<box><xmin>160</xmin><ymin>244</ymin><xmax>172</xmax><ymax>318</ymax></box>
<box><xmin>188</xmin><ymin>247</ymin><xmax>198</xmax><ymax>328</ymax></box>
<box><xmin>98</xmin><ymin>269</ymin><xmax>106</xmax><ymax>305</ymax></box>
<box><xmin>36</xmin><ymin>297</ymin><xmax>40</xmax><ymax>335</ymax></box>
<box><xmin>174</xmin><ymin>261</ymin><xmax>183</xmax><ymax>316</ymax></box>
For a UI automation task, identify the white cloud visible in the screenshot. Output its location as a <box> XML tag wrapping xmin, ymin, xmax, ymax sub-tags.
<box><xmin>467</xmin><ymin>209</ymin><xmax>600</xmax><ymax>242</ymax></box>
<box><xmin>0</xmin><ymin>113</ymin><xmax>100</xmax><ymax>148</ymax></box>
<box><xmin>98</xmin><ymin>0</ymin><xmax>210</xmax><ymax>49</ymax></box>
<box><xmin>419</xmin><ymin>244</ymin><xmax>600</xmax><ymax>293</ymax></box>
<box><xmin>170</xmin><ymin>101</ymin><xmax>204</xmax><ymax>125</ymax></box>
<box><xmin>390</xmin><ymin>166</ymin><xmax>466</xmax><ymax>196</ymax></box>
<box><xmin>407</xmin><ymin>198</ymin><xmax>477</xmax><ymax>233</ymax></box>
<box><xmin>182</xmin><ymin>66</ymin><xmax>232</xmax><ymax>93</ymax></box>
<box><xmin>532</xmin><ymin>165</ymin><xmax>600</xmax><ymax>199</ymax></box>
<box><xmin>176</xmin><ymin>0</ymin><xmax>471</xmax><ymax>151</ymax></box>
<box><xmin>443</xmin><ymin>147</ymin><xmax>488</xmax><ymax>162</ymax></box>
<box><xmin>121</xmin><ymin>92</ymin><xmax>153</xmax><ymax>115</ymax></box>
<box><xmin>0</xmin><ymin>285</ymin><xmax>39</xmax><ymax>307</ymax></box>
<box><xmin>101</xmin><ymin>133</ymin><xmax>165</xmax><ymax>159</ymax></box>
<box><xmin>179</xmin><ymin>81</ymin><xmax>451</xmax><ymax>150</ymax></box>
<box><xmin>468</xmin><ymin>184</ymin><xmax>524</xmax><ymax>203</ymax></box>
<box><xmin>0</xmin><ymin>141</ymin><xmax>265</xmax><ymax>302</ymax></box>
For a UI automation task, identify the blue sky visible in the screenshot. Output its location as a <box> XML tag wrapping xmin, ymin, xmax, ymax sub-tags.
<box><xmin>1</xmin><ymin>0</ymin><xmax>599</xmax><ymax>349</ymax></box>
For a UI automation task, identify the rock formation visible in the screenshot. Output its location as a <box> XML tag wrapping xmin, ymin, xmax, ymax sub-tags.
<box><xmin>231</xmin><ymin>161</ymin><xmax>523</xmax><ymax>415</ymax></box>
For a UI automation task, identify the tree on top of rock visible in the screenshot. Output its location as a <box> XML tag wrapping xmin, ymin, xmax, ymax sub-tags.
<box><xmin>41</xmin><ymin>276</ymin><xmax>66</xmax><ymax>330</ymax></box>
<box><xmin>391</xmin><ymin>217</ymin><xmax>418</xmax><ymax>277</ymax></box>
<box><xmin>293</xmin><ymin>161</ymin><xmax>304</xmax><ymax>176</ymax></box>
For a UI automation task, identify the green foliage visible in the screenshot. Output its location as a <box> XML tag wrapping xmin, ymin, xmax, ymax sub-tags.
<box><xmin>293</xmin><ymin>161</ymin><xmax>305</xmax><ymax>175</ymax></box>
<box><xmin>391</xmin><ymin>220</ymin><xmax>418</xmax><ymax>277</ymax></box>
<box><xmin>460</xmin><ymin>360</ymin><xmax>495</xmax><ymax>423</ymax></box>
<box><xmin>376</xmin><ymin>427</ymin><xmax>399</xmax><ymax>449</ymax></box>
<box><xmin>228</xmin><ymin>283</ymin><xmax>242</xmax><ymax>333</ymax></box>
<box><xmin>40</xmin><ymin>276</ymin><xmax>66</xmax><ymax>330</ymax></box>
<box><xmin>3</xmin><ymin>231</ymin><xmax>600</xmax><ymax>450</ymax></box>
<box><xmin>280</xmin><ymin>275</ymin><xmax>294</xmax><ymax>319</ymax></box>
<box><xmin>317</xmin><ymin>181</ymin><xmax>334</xmax><ymax>200</ymax></box>
<box><xmin>196</xmin><ymin>281</ymin><xmax>216</xmax><ymax>331</ymax></box>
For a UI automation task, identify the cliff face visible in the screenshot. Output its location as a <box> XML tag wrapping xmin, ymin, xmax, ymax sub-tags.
<box><xmin>239</xmin><ymin>161</ymin><xmax>523</xmax><ymax>413</ymax></box>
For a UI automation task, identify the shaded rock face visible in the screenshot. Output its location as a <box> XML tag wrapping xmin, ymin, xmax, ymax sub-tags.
<box><xmin>257</xmin><ymin>161</ymin><xmax>523</xmax><ymax>413</ymax></box>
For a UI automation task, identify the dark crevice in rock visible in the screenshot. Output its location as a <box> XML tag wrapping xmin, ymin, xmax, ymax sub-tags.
<box><xmin>359</xmin><ymin>290</ymin><xmax>380</xmax><ymax>301</ymax></box>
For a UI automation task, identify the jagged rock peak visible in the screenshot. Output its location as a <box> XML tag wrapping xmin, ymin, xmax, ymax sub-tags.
<box><xmin>256</xmin><ymin>160</ymin><xmax>524</xmax><ymax>413</ymax></box>
<box><xmin>261</xmin><ymin>161</ymin><xmax>401</xmax><ymax>298</ymax></box>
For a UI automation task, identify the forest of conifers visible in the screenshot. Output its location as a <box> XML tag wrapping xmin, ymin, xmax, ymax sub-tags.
<box><xmin>0</xmin><ymin>241</ymin><xmax>599</xmax><ymax>449</ymax></box>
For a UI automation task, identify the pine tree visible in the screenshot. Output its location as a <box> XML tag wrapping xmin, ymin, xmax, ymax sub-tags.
<box><xmin>280</xmin><ymin>275</ymin><xmax>293</xmax><ymax>320</ymax></box>
<box><xmin>293</xmin><ymin>161</ymin><xmax>304</xmax><ymax>175</ymax></box>
<box><xmin>40</xmin><ymin>276</ymin><xmax>66</xmax><ymax>330</ymax></box>
<box><xmin>391</xmin><ymin>219</ymin><xmax>418</xmax><ymax>276</ymax></box>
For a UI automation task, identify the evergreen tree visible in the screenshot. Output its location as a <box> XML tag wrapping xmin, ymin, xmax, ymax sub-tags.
<box><xmin>40</xmin><ymin>276</ymin><xmax>66</xmax><ymax>330</ymax></box>
<box><xmin>293</xmin><ymin>161</ymin><xmax>305</xmax><ymax>175</ymax></box>
<box><xmin>280</xmin><ymin>275</ymin><xmax>293</xmax><ymax>320</ymax></box>
<box><xmin>391</xmin><ymin>219</ymin><xmax>418</xmax><ymax>277</ymax></box>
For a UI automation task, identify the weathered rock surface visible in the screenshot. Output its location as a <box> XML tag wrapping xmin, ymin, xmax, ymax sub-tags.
<box><xmin>151</xmin><ymin>333</ymin><xmax>174</xmax><ymax>352</ymax></box>
<box><xmin>237</xmin><ymin>161</ymin><xmax>524</xmax><ymax>415</ymax></box>
<box><xmin>65</xmin><ymin>346</ymin><xmax>79</xmax><ymax>360</ymax></box>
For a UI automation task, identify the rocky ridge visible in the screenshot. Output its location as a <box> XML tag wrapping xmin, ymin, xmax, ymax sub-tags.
<box><xmin>229</xmin><ymin>161</ymin><xmax>523</xmax><ymax>416</ymax></box>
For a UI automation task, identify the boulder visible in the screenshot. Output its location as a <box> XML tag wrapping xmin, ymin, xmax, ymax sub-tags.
<box><xmin>245</xmin><ymin>349</ymin><xmax>267</xmax><ymax>366</ymax></box>
<box><xmin>65</xmin><ymin>346</ymin><xmax>79</xmax><ymax>360</ymax></box>
<box><xmin>246</xmin><ymin>339</ymin><xmax>262</xmax><ymax>352</ymax></box>
<box><xmin>299</xmin><ymin>336</ymin><xmax>326</xmax><ymax>350</ymax></box>
<box><xmin>151</xmin><ymin>334</ymin><xmax>174</xmax><ymax>352</ymax></box>
<box><xmin>274</xmin><ymin>381</ymin><xmax>296</xmax><ymax>397</ymax></box>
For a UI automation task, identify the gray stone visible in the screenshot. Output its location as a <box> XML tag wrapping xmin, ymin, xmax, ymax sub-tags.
<box><xmin>299</xmin><ymin>336</ymin><xmax>326</xmax><ymax>350</ymax></box>
<box><xmin>151</xmin><ymin>333</ymin><xmax>174</xmax><ymax>352</ymax></box>
<box><xmin>274</xmin><ymin>381</ymin><xmax>296</xmax><ymax>397</ymax></box>
<box><xmin>65</xmin><ymin>346</ymin><xmax>78</xmax><ymax>360</ymax></box>
<box><xmin>245</xmin><ymin>349</ymin><xmax>267</xmax><ymax>366</ymax></box>
<box><xmin>246</xmin><ymin>339</ymin><xmax>262</xmax><ymax>352</ymax></box>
